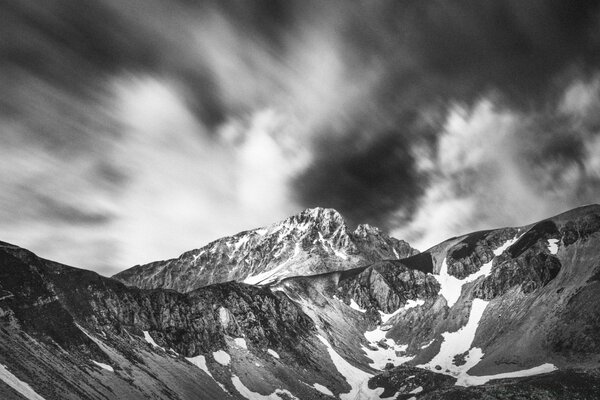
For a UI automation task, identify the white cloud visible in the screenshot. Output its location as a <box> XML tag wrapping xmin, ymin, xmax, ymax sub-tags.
<box><xmin>104</xmin><ymin>77</ymin><xmax>307</xmax><ymax>270</ymax></box>
<box><xmin>393</xmin><ymin>99</ymin><xmax>594</xmax><ymax>250</ymax></box>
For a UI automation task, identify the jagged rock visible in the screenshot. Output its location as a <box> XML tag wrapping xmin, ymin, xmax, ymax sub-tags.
<box><xmin>337</xmin><ymin>260</ymin><xmax>439</xmax><ymax>315</ymax></box>
<box><xmin>475</xmin><ymin>240</ymin><xmax>561</xmax><ymax>300</ymax></box>
<box><xmin>446</xmin><ymin>228</ymin><xmax>518</xmax><ymax>279</ymax></box>
<box><xmin>114</xmin><ymin>207</ymin><xmax>418</xmax><ymax>292</ymax></box>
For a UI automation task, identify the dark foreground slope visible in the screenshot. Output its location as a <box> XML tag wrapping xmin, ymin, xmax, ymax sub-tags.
<box><xmin>0</xmin><ymin>242</ymin><xmax>360</xmax><ymax>400</ymax></box>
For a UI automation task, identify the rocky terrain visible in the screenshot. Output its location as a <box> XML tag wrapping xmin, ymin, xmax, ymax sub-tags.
<box><xmin>1</xmin><ymin>205</ymin><xmax>600</xmax><ymax>399</ymax></box>
<box><xmin>113</xmin><ymin>207</ymin><xmax>418</xmax><ymax>291</ymax></box>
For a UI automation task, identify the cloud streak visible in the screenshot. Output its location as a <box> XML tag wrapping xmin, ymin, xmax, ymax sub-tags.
<box><xmin>2</xmin><ymin>1</ymin><xmax>600</xmax><ymax>272</ymax></box>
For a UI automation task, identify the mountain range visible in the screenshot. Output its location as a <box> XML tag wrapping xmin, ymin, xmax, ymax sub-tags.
<box><xmin>1</xmin><ymin>205</ymin><xmax>600</xmax><ymax>399</ymax></box>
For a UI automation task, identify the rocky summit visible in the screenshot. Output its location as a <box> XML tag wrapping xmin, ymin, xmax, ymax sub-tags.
<box><xmin>1</xmin><ymin>205</ymin><xmax>600</xmax><ymax>400</ymax></box>
<box><xmin>113</xmin><ymin>207</ymin><xmax>418</xmax><ymax>291</ymax></box>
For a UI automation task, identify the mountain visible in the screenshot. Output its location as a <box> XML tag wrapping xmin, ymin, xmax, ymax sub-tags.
<box><xmin>113</xmin><ymin>207</ymin><xmax>418</xmax><ymax>291</ymax></box>
<box><xmin>1</xmin><ymin>205</ymin><xmax>600</xmax><ymax>400</ymax></box>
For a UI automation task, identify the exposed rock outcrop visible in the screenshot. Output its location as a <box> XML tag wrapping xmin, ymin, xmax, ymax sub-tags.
<box><xmin>114</xmin><ymin>207</ymin><xmax>418</xmax><ymax>292</ymax></box>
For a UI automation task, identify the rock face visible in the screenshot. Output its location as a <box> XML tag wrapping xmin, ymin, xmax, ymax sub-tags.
<box><xmin>113</xmin><ymin>207</ymin><xmax>418</xmax><ymax>291</ymax></box>
<box><xmin>2</xmin><ymin>205</ymin><xmax>600</xmax><ymax>400</ymax></box>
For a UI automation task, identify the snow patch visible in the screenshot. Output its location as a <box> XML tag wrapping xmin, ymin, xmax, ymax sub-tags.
<box><xmin>267</xmin><ymin>349</ymin><xmax>280</xmax><ymax>359</ymax></box>
<box><xmin>317</xmin><ymin>335</ymin><xmax>385</xmax><ymax>400</ymax></box>
<box><xmin>548</xmin><ymin>239</ymin><xmax>559</xmax><ymax>255</ymax></box>
<box><xmin>435</xmin><ymin>236</ymin><xmax>522</xmax><ymax>308</ymax></box>
<box><xmin>231</xmin><ymin>375</ymin><xmax>299</xmax><ymax>400</ymax></box>
<box><xmin>92</xmin><ymin>360</ymin><xmax>114</xmax><ymax>372</ymax></box>
<box><xmin>143</xmin><ymin>331</ymin><xmax>165</xmax><ymax>351</ymax></box>
<box><xmin>493</xmin><ymin>236</ymin><xmax>520</xmax><ymax>256</ymax></box>
<box><xmin>349</xmin><ymin>299</ymin><xmax>366</xmax><ymax>313</ymax></box>
<box><xmin>457</xmin><ymin>363</ymin><xmax>558</xmax><ymax>386</ymax></box>
<box><xmin>312</xmin><ymin>383</ymin><xmax>334</xmax><ymax>397</ymax></box>
<box><xmin>420</xmin><ymin>339</ymin><xmax>435</xmax><ymax>349</ymax></box>
<box><xmin>234</xmin><ymin>338</ymin><xmax>248</xmax><ymax>349</ymax></box>
<box><xmin>0</xmin><ymin>363</ymin><xmax>46</xmax><ymax>400</ymax></box>
<box><xmin>187</xmin><ymin>355</ymin><xmax>229</xmax><ymax>393</ymax></box>
<box><xmin>243</xmin><ymin>243</ymin><xmax>302</xmax><ymax>285</ymax></box>
<box><xmin>213</xmin><ymin>350</ymin><xmax>231</xmax><ymax>366</ymax></box>
<box><xmin>418</xmin><ymin>299</ymin><xmax>489</xmax><ymax>383</ymax></box>
<box><xmin>379</xmin><ymin>299</ymin><xmax>425</xmax><ymax>324</ymax></box>
<box><xmin>187</xmin><ymin>355</ymin><xmax>213</xmax><ymax>378</ymax></box>
<box><xmin>410</xmin><ymin>386</ymin><xmax>423</xmax><ymax>394</ymax></box>
<box><xmin>362</xmin><ymin>327</ymin><xmax>413</xmax><ymax>369</ymax></box>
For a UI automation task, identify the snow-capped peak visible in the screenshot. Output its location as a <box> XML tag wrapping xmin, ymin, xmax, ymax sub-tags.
<box><xmin>115</xmin><ymin>207</ymin><xmax>418</xmax><ymax>291</ymax></box>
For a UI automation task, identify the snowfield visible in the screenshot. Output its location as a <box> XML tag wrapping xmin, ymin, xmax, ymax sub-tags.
<box><xmin>457</xmin><ymin>363</ymin><xmax>558</xmax><ymax>386</ymax></box>
<box><xmin>143</xmin><ymin>331</ymin><xmax>165</xmax><ymax>351</ymax></box>
<box><xmin>379</xmin><ymin>298</ymin><xmax>425</xmax><ymax>324</ymax></box>
<box><xmin>418</xmin><ymin>298</ymin><xmax>489</xmax><ymax>376</ymax></box>
<box><xmin>363</xmin><ymin>326</ymin><xmax>414</xmax><ymax>369</ymax></box>
<box><xmin>91</xmin><ymin>360</ymin><xmax>114</xmax><ymax>372</ymax></box>
<box><xmin>267</xmin><ymin>349</ymin><xmax>280</xmax><ymax>359</ymax></box>
<box><xmin>317</xmin><ymin>334</ymin><xmax>388</xmax><ymax>400</ymax></box>
<box><xmin>231</xmin><ymin>375</ymin><xmax>299</xmax><ymax>400</ymax></box>
<box><xmin>213</xmin><ymin>350</ymin><xmax>231</xmax><ymax>366</ymax></box>
<box><xmin>435</xmin><ymin>236</ymin><xmax>521</xmax><ymax>308</ymax></box>
<box><xmin>548</xmin><ymin>239</ymin><xmax>559</xmax><ymax>255</ymax></box>
<box><xmin>312</xmin><ymin>383</ymin><xmax>334</xmax><ymax>396</ymax></box>
<box><xmin>0</xmin><ymin>363</ymin><xmax>46</xmax><ymax>400</ymax></box>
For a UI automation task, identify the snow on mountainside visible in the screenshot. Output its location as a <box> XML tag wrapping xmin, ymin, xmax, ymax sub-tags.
<box><xmin>113</xmin><ymin>207</ymin><xmax>418</xmax><ymax>292</ymax></box>
<box><xmin>2</xmin><ymin>205</ymin><xmax>600</xmax><ymax>400</ymax></box>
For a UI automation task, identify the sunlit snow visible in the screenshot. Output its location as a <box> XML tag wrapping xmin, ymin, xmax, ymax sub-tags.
<box><xmin>267</xmin><ymin>349</ymin><xmax>280</xmax><ymax>359</ymax></box>
<box><xmin>234</xmin><ymin>338</ymin><xmax>248</xmax><ymax>349</ymax></box>
<box><xmin>187</xmin><ymin>355</ymin><xmax>229</xmax><ymax>393</ymax></box>
<box><xmin>231</xmin><ymin>375</ymin><xmax>299</xmax><ymax>400</ymax></box>
<box><xmin>548</xmin><ymin>239</ymin><xmax>559</xmax><ymax>255</ymax></box>
<box><xmin>143</xmin><ymin>331</ymin><xmax>166</xmax><ymax>351</ymax></box>
<box><xmin>435</xmin><ymin>236</ymin><xmax>521</xmax><ymax>308</ymax></box>
<box><xmin>213</xmin><ymin>350</ymin><xmax>231</xmax><ymax>366</ymax></box>
<box><xmin>92</xmin><ymin>360</ymin><xmax>114</xmax><ymax>372</ymax></box>
<box><xmin>379</xmin><ymin>299</ymin><xmax>425</xmax><ymax>324</ymax></box>
<box><xmin>409</xmin><ymin>386</ymin><xmax>423</xmax><ymax>394</ymax></box>
<box><xmin>418</xmin><ymin>299</ymin><xmax>489</xmax><ymax>377</ymax></box>
<box><xmin>0</xmin><ymin>363</ymin><xmax>46</xmax><ymax>400</ymax></box>
<box><xmin>457</xmin><ymin>363</ymin><xmax>557</xmax><ymax>386</ymax></box>
<box><xmin>312</xmin><ymin>383</ymin><xmax>334</xmax><ymax>396</ymax></box>
<box><xmin>349</xmin><ymin>299</ymin><xmax>366</xmax><ymax>313</ymax></box>
<box><xmin>363</xmin><ymin>327</ymin><xmax>413</xmax><ymax>369</ymax></box>
<box><xmin>317</xmin><ymin>335</ymin><xmax>386</xmax><ymax>400</ymax></box>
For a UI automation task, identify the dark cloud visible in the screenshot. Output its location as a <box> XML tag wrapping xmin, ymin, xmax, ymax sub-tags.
<box><xmin>3</xmin><ymin>0</ymin><xmax>600</xmax><ymax>270</ymax></box>
<box><xmin>291</xmin><ymin>0</ymin><xmax>600</xmax><ymax>232</ymax></box>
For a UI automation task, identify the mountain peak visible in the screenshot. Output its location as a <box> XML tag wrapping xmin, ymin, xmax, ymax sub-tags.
<box><xmin>354</xmin><ymin>223</ymin><xmax>381</xmax><ymax>237</ymax></box>
<box><xmin>114</xmin><ymin>207</ymin><xmax>418</xmax><ymax>290</ymax></box>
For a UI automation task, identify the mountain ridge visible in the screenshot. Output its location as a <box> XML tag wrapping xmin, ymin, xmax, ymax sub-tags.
<box><xmin>1</xmin><ymin>204</ymin><xmax>600</xmax><ymax>399</ymax></box>
<box><xmin>113</xmin><ymin>207</ymin><xmax>418</xmax><ymax>291</ymax></box>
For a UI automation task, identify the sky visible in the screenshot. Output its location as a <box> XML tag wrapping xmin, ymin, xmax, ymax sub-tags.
<box><xmin>2</xmin><ymin>0</ymin><xmax>600</xmax><ymax>276</ymax></box>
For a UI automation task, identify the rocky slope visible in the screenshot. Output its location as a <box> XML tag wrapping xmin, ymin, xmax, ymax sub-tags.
<box><xmin>1</xmin><ymin>205</ymin><xmax>600</xmax><ymax>400</ymax></box>
<box><xmin>113</xmin><ymin>207</ymin><xmax>418</xmax><ymax>291</ymax></box>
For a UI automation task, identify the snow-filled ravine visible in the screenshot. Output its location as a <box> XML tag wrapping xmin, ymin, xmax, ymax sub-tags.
<box><xmin>317</xmin><ymin>335</ymin><xmax>390</xmax><ymax>400</ymax></box>
<box><xmin>231</xmin><ymin>375</ymin><xmax>299</xmax><ymax>400</ymax></box>
<box><xmin>435</xmin><ymin>235</ymin><xmax>521</xmax><ymax>308</ymax></box>
<box><xmin>0</xmin><ymin>363</ymin><xmax>46</xmax><ymax>400</ymax></box>
<box><xmin>417</xmin><ymin>298</ymin><xmax>558</xmax><ymax>386</ymax></box>
<box><xmin>360</xmin><ymin>298</ymin><xmax>426</xmax><ymax>370</ymax></box>
<box><xmin>418</xmin><ymin>298</ymin><xmax>489</xmax><ymax>377</ymax></box>
<box><xmin>91</xmin><ymin>360</ymin><xmax>114</xmax><ymax>372</ymax></box>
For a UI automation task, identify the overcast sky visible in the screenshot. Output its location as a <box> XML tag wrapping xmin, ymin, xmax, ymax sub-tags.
<box><xmin>2</xmin><ymin>0</ymin><xmax>600</xmax><ymax>275</ymax></box>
